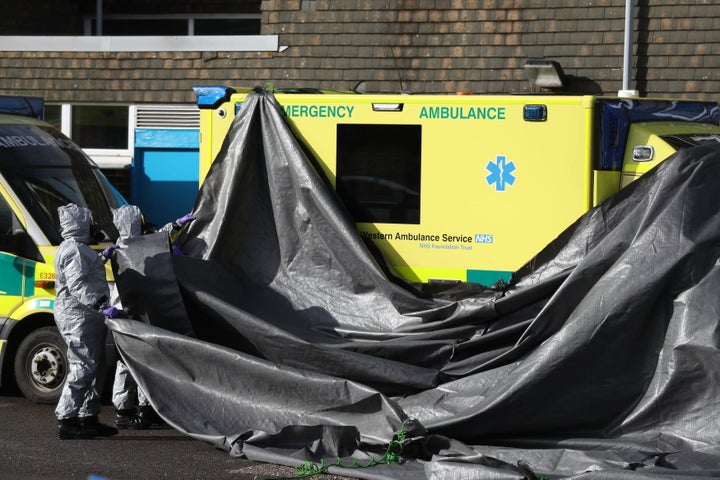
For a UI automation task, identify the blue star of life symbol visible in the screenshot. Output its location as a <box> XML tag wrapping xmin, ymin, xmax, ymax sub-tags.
<box><xmin>485</xmin><ymin>155</ymin><xmax>516</xmax><ymax>191</ymax></box>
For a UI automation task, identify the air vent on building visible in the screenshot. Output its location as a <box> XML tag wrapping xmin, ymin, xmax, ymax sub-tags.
<box><xmin>135</xmin><ymin>105</ymin><xmax>200</xmax><ymax>129</ymax></box>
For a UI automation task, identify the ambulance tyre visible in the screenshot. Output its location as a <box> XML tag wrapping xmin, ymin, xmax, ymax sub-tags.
<box><xmin>13</xmin><ymin>327</ymin><xmax>67</xmax><ymax>404</ymax></box>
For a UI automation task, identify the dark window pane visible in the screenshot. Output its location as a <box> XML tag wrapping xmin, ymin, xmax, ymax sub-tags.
<box><xmin>0</xmin><ymin>193</ymin><xmax>14</xmax><ymax>239</ymax></box>
<box><xmin>194</xmin><ymin>19</ymin><xmax>261</xmax><ymax>35</ymax></box>
<box><xmin>43</xmin><ymin>105</ymin><xmax>62</xmax><ymax>130</ymax></box>
<box><xmin>92</xmin><ymin>19</ymin><xmax>187</xmax><ymax>35</ymax></box>
<box><xmin>0</xmin><ymin>191</ymin><xmax>40</xmax><ymax>260</ymax></box>
<box><xmin>71</xmin><ymin>105</ymin><xmax>129</xmax><ymax>149</ymax></box>
<box><xmin>336</xmin><ymin>124</ymin><xmax>421</xmax><ymax>224</ymax></box>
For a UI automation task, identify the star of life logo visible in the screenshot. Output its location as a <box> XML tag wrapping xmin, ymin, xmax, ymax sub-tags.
<box><xmin>485</xmin><ymin>155</ymin><xmax>516</xmax><ymax>191</ymax></box>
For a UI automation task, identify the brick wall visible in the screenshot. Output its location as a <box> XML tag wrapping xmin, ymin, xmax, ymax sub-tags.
<box><xmin>0</xmin><ymin>1</ymin><xmax>718</xmax><ymax>102</ymax></box>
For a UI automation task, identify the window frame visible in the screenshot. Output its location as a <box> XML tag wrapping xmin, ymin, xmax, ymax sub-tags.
<box><xmin>48</xmin><ymin>104</ymin><xmax>135</xmax><ymax>169</ymax></box>
<box><xmin>0</xmin><ymin>34</ymin><xmax>278</xmax><ymax>52</ymax></box>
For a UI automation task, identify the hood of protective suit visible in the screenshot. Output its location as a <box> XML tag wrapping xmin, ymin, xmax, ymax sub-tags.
<box><xmin>112</xmin><ymin>205</ymin><xmax>143</xmax><ymax>247</ymax></box>
<box><xmin>58</xmin><ymin>204</ymin><xmax>92</xmax><ymax>243</ymax></box>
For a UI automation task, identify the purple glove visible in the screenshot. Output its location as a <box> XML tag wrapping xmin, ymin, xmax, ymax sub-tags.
<box><xmin>100</xmin><ymin>305</ymin><xmax>122</xmax><ymax>318</ymax></box>
<box><xmin>175</xmin><ymin>214</ymin><xmax>196</xmax><ymax>226</ymax></box>
<box><xmin>101</xmin><ymin>245</ymin><xmax>119</xmax><ymax>261</ymax></box>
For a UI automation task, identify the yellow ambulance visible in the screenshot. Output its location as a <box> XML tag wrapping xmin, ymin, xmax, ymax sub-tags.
<box><xmin>0</xmin><ymin>96</ymin><xmax>125</xmax><ymax>403</ymax></box>
<box><xmin>195</xmin><ymin>86</ymin><xmax>720</xmax><ymax>286</ymax></box>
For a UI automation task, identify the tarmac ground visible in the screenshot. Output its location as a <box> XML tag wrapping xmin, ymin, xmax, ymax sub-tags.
<box><xmin>0</xmin><ymin>387</ymin><xmax>350</xmax><ymax>480</ymax></box>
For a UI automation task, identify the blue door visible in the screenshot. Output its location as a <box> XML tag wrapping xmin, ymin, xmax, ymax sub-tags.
<box><xmin>132</xmin><ymin>129</ymin><xmax>199</xmax><ymax>227</ymax></box>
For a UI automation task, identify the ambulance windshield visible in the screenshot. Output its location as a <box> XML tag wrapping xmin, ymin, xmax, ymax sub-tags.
<box><xmin>0</xmin><ymin>123</ymin><xmax>124</xmax><ymax>245</ymax></box>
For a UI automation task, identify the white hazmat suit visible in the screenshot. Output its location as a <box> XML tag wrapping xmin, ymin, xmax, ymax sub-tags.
<box><xmin>110</xmin><ymin>205</ymin><xmax>150</xmax><ymax>417</ymax></box>
<box><xmin>53</xmin><ymin>204</ymin><xmax>118</xmax><ymax>439</ymax></box>
<box><xmin>109</xmin><ymin>204</ymin><xmax>186</xmax><ymax>428</ymax></box>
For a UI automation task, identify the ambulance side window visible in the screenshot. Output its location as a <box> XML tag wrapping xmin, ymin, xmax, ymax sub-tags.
<box><xmin>0</xmin><ymin>195</ymin><xmax>17</xmax><ymax>252</ymax></box>
<box><xmin>0</xmin><ymin>197</ymin><xmax>13</xmax><ymax>239</ymax></box>
<box><xmin>336</xmin><ymin>124</ymin><xmax>421</xmax><ymax>224</ymax></box>
<box><xmin>0</xmin><ymin>195</ymin><xmax>42</xmax><ymax>261</ymax></box>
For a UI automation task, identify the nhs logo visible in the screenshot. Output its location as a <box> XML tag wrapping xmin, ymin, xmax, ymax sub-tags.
<box><xmin>475</xmin><ymin>234</ymin><xmax>494</xmax><ymax>244</ymax></box>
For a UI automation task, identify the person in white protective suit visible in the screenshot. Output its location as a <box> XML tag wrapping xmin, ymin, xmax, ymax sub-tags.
<box><xmin>107</xmin><ymin>204</ymin><xmax>195</xmax><ymax>429</ymax></box>
<box><xmin>53</xmin><ymin>203</ymin><xmax>120</xmax><ymax>440</ymax></box>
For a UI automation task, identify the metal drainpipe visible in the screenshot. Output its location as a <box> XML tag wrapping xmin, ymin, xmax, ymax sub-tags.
<box><xmin>618</xmin><ymin>0</ymin><xmax>639</xmax><ymax>97</ymax></box>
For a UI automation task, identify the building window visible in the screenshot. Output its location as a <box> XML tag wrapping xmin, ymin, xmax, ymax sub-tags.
<box><xmin>45</xmin><ymin>103</ymin><xmax>133</xmax><ymax>170</ymax></box>
<box><xmin>43</xmin><ymin>105</ymin><xmax>62</xmax><ymax>131</ymax></box>
<box><xmin>194</xmin><ymin>18</ymin><xmax>261</xmax><ymax>35</ymax></box>
<box><xmin>85</xmin><ymin>14</ymin><xmax>261</xmax><ymax>36</ymax></box>
<box><xmin>71</xmin><ymin>105</ymin><xmax>129</xmax><ymax>150</ymax></box>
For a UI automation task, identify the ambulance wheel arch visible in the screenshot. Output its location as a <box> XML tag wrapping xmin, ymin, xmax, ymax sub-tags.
<box><xmin>3</xmin><ymin>314</ymin><xmax>66</xmax><ymax>404</ymax></box>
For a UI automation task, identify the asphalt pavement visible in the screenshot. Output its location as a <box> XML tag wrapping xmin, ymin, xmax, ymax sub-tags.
<box><xmin>0</xmin><ymin>388</ymin><xmax>349</xmax><ymax>480</ymax></box>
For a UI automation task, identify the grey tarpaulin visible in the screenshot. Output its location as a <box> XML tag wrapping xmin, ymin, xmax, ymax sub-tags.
<box><xmin>108</xmin><ymin>90</ymin><xmax>720</xmax><ymax>479</ymax></box>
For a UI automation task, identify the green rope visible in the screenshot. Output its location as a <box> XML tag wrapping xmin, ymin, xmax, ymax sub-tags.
<box><xmin>260</xmin><ymin>419</ymin><xmax>411</xmax><ymax>480</ymax></box>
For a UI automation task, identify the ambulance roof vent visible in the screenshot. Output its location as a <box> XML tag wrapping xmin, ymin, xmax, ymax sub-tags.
<box><xmin>135</xmin><ymin>105</ymin><xmax>200</xmax><ymax>129</ymax></box>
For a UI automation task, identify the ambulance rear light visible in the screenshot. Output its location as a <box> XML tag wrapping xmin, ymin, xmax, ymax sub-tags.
<box><xmin>34</xmin><ymin>280</ymin><xmax>55</xmax><ymax>289</ymax></box>
<box><xmin>632</xmin><ymin>145</ymin><xmax>655</xmax><ymax>162</ymax></box>
<box><xmin>372</xmin><ymin>103</ymin><xmax>404</xmax><ymax>112</ymax></box>
<box><xmin>523</xmin><ymin>104</ymin><xmax>547</xmax><ymax>122</ymax></box>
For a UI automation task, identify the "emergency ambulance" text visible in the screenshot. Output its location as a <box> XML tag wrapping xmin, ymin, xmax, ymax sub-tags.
<box><xmin>419</xmin><ymin>106</ymin><xmax>506</xmax><ymax>120</ymax></box>
<box><xmin>282</xmin><ymin>105</ymin><xmax>355</xmax><ymax>118</ymax></box>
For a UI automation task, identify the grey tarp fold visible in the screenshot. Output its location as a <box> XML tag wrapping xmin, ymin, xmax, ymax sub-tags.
<box><xmin>108</xmin><ymin>90</ymin><xmax>720</xmax><ymax>479</ymax></box>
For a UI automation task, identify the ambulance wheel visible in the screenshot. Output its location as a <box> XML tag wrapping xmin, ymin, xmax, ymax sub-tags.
<box><xmin>13</xmin><ymin>327</ymin><xmax>67</xmax><ymax>404</ymax></box>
